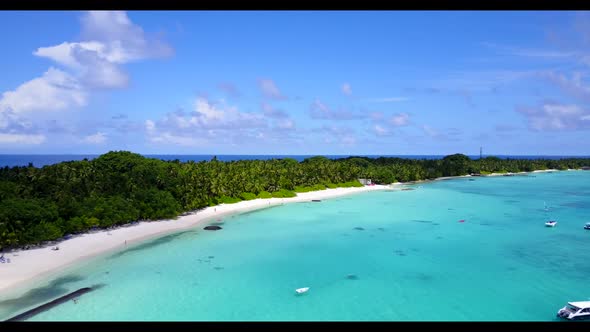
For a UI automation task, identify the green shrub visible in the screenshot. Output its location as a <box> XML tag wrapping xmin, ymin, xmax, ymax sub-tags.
<box><xmin>271</xmin><ymin>189</ymin><xmax>297</xmax><ymax>198</ymax></box>
<box><xmin>293</xmin><ymin>186</ymin><xmax>310</xmax><ymax>193</ymax></box>
<box><xmin>294</xmin><ymin>184</ymin><xmax>326</xmax><ymax>192</ymax></box>
<box><xmin>218</xmin><ymin>196</ymin><xmax>242</xmax><ymax>204</ymax></box>
<box><xmin>257</xmin><ymin>191</ymin><xmax>272</xmax><ymax>199</ymax></box>
<box><xmin>337</xmin><ymin>180</ymin><xmax>363</xmax><ymax>187</ymax></box>
<box><xmin>312</xmin><ymin>184</ymin><xmax>326</xmax><ymax>191</ymax></box>
<box><xmin>240</xmin><ymin>192</ymin><xmax>257</xmax><ymax>200</ymax></box>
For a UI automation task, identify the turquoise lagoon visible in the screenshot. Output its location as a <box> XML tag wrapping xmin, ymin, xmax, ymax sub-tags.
<box><xmin>1</xmin><ymin>170</ymin><xmax>589</xmax><ymax>321</ymax></box>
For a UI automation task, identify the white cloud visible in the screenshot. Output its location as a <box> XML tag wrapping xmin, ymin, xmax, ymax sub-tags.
<box><xmin>312</xmin><ymin>99</ymin><xmax>330</xmax><ymax>114</ymax></box>
<box><xmin>309</xmin><ymin>99</ymin><xmax>365</xmax><ymax>120</ymax></box>
<box><xmin>517</xmin><ymin>102</ymin><xmax>590</xmax><ymax>131</ymax></box>
<box><xmin>258</xmin><ymin>79</ymin><xmax>286</xmax><ymax>100</ymax></box>
<box><xmin>373</xmin><ymin>124</ymin><xmax>389</xmax><ymax>136</ymax></box>
<box><xmin>2</xmin><ymin>10</ymin><xmax>171</xmax><ymax>114</ymax></box>
<box><xmin>0</xmin><ymin>11</ymin><xmax>172</xmax><ymax>144</ymax></box>
<box><xmin>542</xmin><ymin>71</ymin><xmax>590</xmax><ymax>102</ymax></box>
<box><xmin>0</xmin><ymin>133</ymin><xmax>45</xmax><ymax>145</ymax></box>
<box><xmin>390</xmin><ymin>113</ymin><xmax>410</xmax><ymax>126</ymax></box>
<box><xmin>169</xmin><ymin>98</ymin><xmax>265</xmax><ymax>130</ymax></box>
<box><xmin>342</xmin><ymin>83</ymin><xmax>352</xmax><ymax>96</ymax></box>
<box><xmin>34</xmin><ymin>40</ymin><xmax>133</xmax><ymax>69</ymax></box>
<box><xmin>0</xmin><ymin>109</ymin><xmax>46</xmax><ymax>144</ymax></box>
<box><xmin>0</xmin><ymin>68</ymin><xmax>87</xmax><ymax>114</ymax></box>
<box><xmin>145</xmin><ymin>120</ymin><xmax>204</xmax><ymax>146</ymax></box>
<box><xmin>80</xmin><ymin>11</ymin><xmax>172</xmax><ymax>61</ymax></box>
<box><xmin>261</xmin><ymin>103</ymin><xmax>296</xmax><ymax>130</ymax></box>
<box><xmin>368</xmin><ymin>113</ymin><xmax>408</xmax><ymax>137</ymax></box>
<box><xmin>146</xmin><ymin>98</ymin><xmax>269</xmax><ymax>146</ymax></box>
<box><xmin>261</xmin><ymin>102</ymin><xmax>288</xmax><ymax>119</ymax></box>
<box><xmin>145</xmin><ymin>119</ymin><xmax>156</xmax><ymax>131</ymax></box>
<box><xmin>276</xmin><ymin>119</ymin><xmax>295</xmax><ymax>130</ymax></box>
<box><xmin>312</xmin><ymin>125</ymin><xmax>357</xmax><ymax>146</ymax></box>
<box><xmin>35</xmin><ymin>42</ymin><xmax>93</xmax><ymax>69</ymax></box>
<box><xmin>195</xmin><ymin>98</ymin><xmax>225</xmax><ymax>121</ymax></box>
<box><xmin>71</xmin><ymin>48</ymin><xmax>129</xmax><ymax>89</ymax></box>
<box><xmin>33</xmin><ymin>12</ymin><xmax>171</xmax><ymax>90</ymax></box>
<box><xmin>148</xmin><ymin>131</ymin><xmax>208</xmax><ymax>147</ymax></box>
<box><xmin>83</xmin><ymin>131</ymin><xmax>107</xmax><ymax>144</ymax></box>
<box><xmin>10</xmin><ymin>10</ymin><xmax>172</xmax><ymax>110</ymax></box>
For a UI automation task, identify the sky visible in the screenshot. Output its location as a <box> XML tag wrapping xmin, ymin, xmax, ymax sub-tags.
<box><xmin>1</xmin><ymin>10</ymin><xmax>590</xmax><ymax>156</ymax></box>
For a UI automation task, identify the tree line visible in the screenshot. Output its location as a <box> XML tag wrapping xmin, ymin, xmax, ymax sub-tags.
<box><xmin>0</xmin><ymin>151</ymin><xmax>589</xmax><ymax>250</ymax></box>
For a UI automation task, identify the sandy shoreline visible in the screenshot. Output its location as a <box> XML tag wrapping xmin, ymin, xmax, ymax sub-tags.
<box><xmin>403</xmin><ymin>169</ymin><xmax>560</xmax><ymax>184</ymax></box>
<box><xmin>0</xmin><ymin>184</ymin><xmax>393</xmax><ymax>296</ymax></box>
<box><xmin>0</xmin><ymin>168</ymin><xmax>569</xmax><ymax>298</ymax></box>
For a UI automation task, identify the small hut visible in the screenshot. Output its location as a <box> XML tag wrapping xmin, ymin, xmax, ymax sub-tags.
<box><xmin>358</xmin><ymin>178</ymin><xmax>372</xmax><ymax>185</ymax></box>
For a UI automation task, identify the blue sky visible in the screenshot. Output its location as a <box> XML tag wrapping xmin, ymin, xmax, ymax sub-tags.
<box><xmin>1</xmin><ymin>11</ymin><xmax>590</xmax><ymax>155</ymax></box>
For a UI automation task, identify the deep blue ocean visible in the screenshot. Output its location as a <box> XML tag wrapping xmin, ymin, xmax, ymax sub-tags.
<box><xmin>1</xmin><ymin>154</ymin><xmax>589</xmax><ymax>168</ymax></box>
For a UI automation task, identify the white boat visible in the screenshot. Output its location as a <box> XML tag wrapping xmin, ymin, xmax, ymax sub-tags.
<box><xmin>557</xmin><ymin>301</ymin><xmax>590</xmax><ymax>320</ymax></box>
<box><xmin>545</xmin><ymin>220</ymin><xmax>557</xmax><ymax>227</ymax></box>
<box><xmin>584</xmin><ymin>223</ymin><xmax>590</xmax><ymax>230</ymax></box>
<box><xmin>295</xmin><ymin>287</ymin><xmax>309</xmax><ymax>294</ymax></box>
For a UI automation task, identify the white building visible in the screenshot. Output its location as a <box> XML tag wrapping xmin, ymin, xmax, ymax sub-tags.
<box><xmin>358</xmin><ymin>178</ymin><xmax>372</xmax><ymax>185</ymax></box>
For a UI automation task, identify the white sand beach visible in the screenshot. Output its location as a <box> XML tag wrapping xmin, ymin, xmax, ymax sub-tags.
<box><xmin>484</xmin><ymin>169</ymin><xmax>559</xmax><ymax>177</ymax></box>
<box><xmin>0</xmin><ymin>168</ymin><xmax>568</xmax><ymax>297</ymax></box>
<box><xmin>0</xmin><ymin>184</ymin><xmax>393</xmax><ymax>295</ymax></box>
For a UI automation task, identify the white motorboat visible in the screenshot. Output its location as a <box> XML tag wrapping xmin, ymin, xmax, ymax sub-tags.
<box><xmin>295</xmin><ymin>287</ymin><xmax>309</xmax><ymax>294</ymax></box>
<box><xmin>545</xmin><ymin>220</ymin><xmax>557</xmax><ymax>227</ymax></box>
<box><xmin>557</xmin><ymin>301</ymin><xmax>590</xmax><ymax>320</ymax></box>
<box><xmin>584</xmin><ymin>222</ymin><xmax>590</xmax><ymax>230</ymax></box>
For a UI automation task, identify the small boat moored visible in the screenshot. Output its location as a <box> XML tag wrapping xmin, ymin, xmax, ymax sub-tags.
<box><xmin>584</xmin><ymin>223</ymin><xmax>590</xmax><ymax>230</ymax></box>
<box><xmin>545</xmin><ymin>220</ymin><xmax>557</xmax><ymax>227</ymax></box>
<box><xmin>557</xmin><ymin>301</ymin><xmax>590</xmax><ymax>320</ymax></box>
<box><xmin>295</xmin><ymin>287</ymin><xmax>310</xmax><ymax>294</ymax></box>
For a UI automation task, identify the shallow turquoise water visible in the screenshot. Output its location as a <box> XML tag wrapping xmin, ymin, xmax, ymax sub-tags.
<box><xmin>1</xmin><ymin>171</ymin><xmax>590</xmax><ymax>321</ymax></box>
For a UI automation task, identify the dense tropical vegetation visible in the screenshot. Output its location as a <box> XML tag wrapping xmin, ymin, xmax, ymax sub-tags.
<box><xmin>1</xmin><ymin>151</ymin><xmax>589</xmax><ymax>250</ymax></box>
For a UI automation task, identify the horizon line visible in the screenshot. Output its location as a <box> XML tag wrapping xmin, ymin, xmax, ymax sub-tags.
<box><xmin>2</xmin><ymin>153</ymin><xmax>590</xmax><ymax>157</ymax></box>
